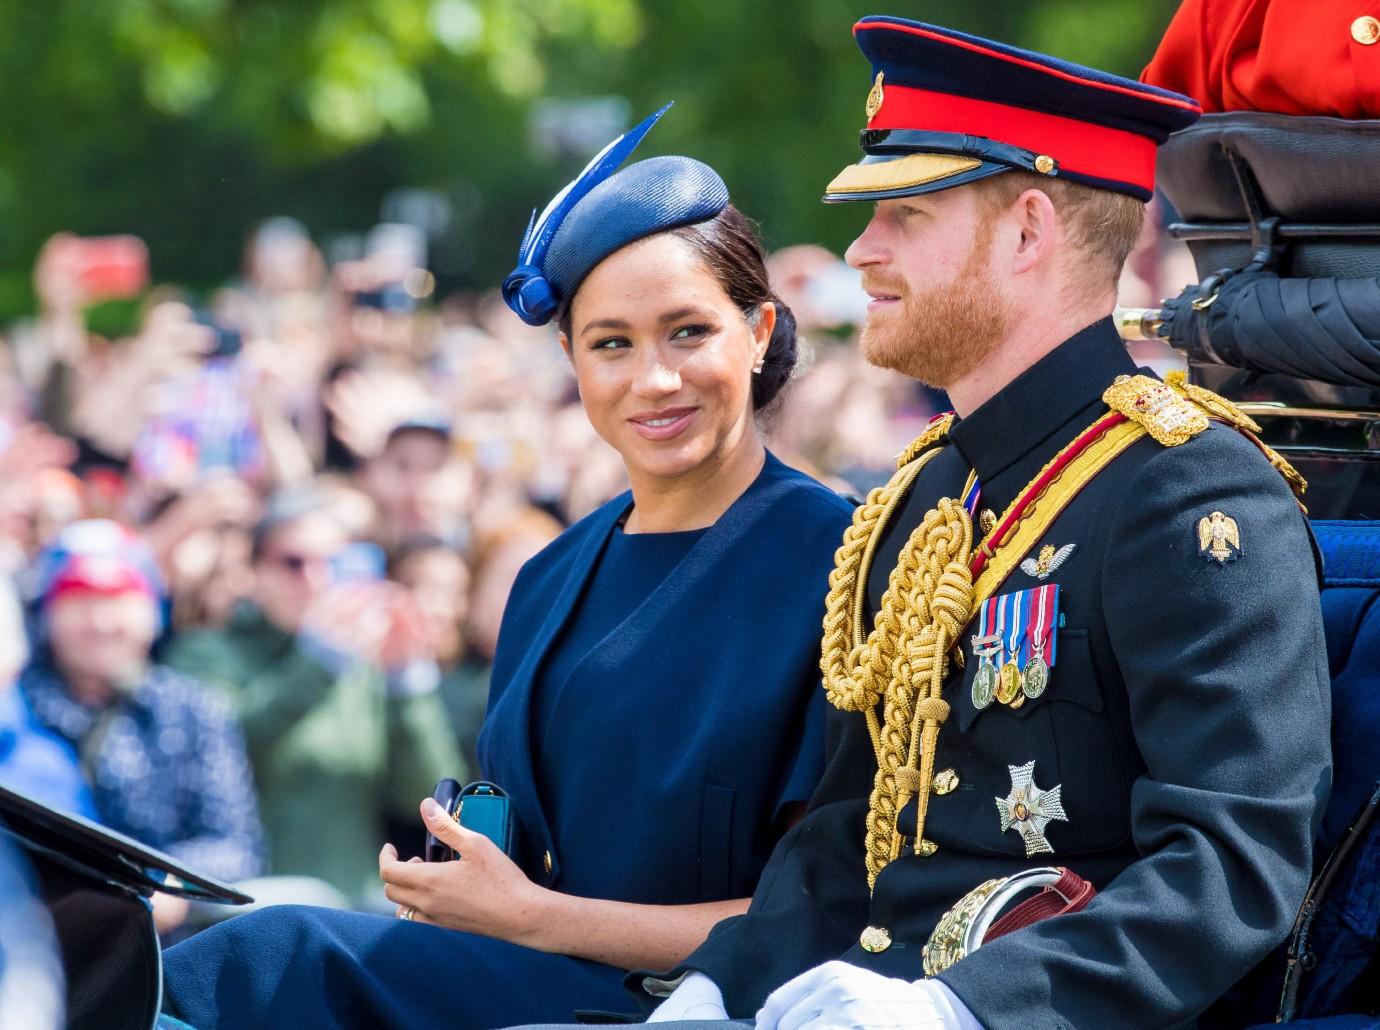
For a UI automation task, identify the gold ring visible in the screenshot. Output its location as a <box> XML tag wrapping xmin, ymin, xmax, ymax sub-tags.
<box><xmin>398</xmin><ymin>907</ymin><xmax>415</xmax><ymax>921</ymax></box>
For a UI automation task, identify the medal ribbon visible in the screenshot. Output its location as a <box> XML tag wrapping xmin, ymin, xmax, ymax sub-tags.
<box><xmin>1025</xmin><ymin>584</ymin><xmax>1057</xmax><ymax>666</ymax></box>
<box><xmin>960</xmin><ymin>473</ymin><xmax>983</xmax><ymax>521</ymax></box>
<box><xmin>971</xmin><ymin>595</ymin><xmax>1002</xmax><ymax>666</ymax></box>
<box><xmin>1002</xmin><ymin>591</ymin><xmax>1025</xmax><ymax>665</ymax></box>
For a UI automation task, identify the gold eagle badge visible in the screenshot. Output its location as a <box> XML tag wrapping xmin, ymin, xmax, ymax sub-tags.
<box><xmin>1197</xmin><ymin>511</ymin><xmax>1242</xmax><ymax>564</ymax></box>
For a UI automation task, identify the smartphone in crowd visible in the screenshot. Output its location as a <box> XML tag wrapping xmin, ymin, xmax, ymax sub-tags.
<box><xmin>193</xmin><ymin>311</ymin><xmax>244</xmax><ymax>360</ymax></box>
<box><xmin>329</xmin><ymin>542</ymin><xmax>386</xmax><ymax>586</ymax></box>
<box><xmin>71</xmin><ymin>235</ymin><xmax>150</xmax><ymax>300</ymax></box>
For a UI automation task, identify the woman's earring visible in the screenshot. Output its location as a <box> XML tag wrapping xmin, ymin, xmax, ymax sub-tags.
<box><xmin>752</xmin><ymin>358</ymin><xmax>765</xmax><ymax>375</ymax></box>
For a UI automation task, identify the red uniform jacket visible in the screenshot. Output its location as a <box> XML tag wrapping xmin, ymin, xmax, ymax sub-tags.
<box><xmin>1142</xmin><ymin>0</ymin><xmax>1380</xmax><ymax>118</ymax></box>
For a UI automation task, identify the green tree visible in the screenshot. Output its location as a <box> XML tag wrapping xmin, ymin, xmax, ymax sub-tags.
<box><xmin>0</xmin><ymin>0</ymin><xmax>1182</xmax><ymax>318</ymax></box>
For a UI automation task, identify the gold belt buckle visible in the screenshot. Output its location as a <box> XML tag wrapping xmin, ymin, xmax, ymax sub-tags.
<box><xmin>921</xmin><ymin>867</ymin><xmax>1066</xmax><ymax>976</ymax></box>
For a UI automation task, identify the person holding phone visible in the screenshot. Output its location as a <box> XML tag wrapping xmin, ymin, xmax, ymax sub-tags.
<box><xmin>161</xmin><ymin>108</ymin><xmax>855</xmax><ymax>1028</ymax></box>
<box><xmin>160</xmin><ymin>487</ymin><xmax>463</xmax><ymax>905</ymax></box>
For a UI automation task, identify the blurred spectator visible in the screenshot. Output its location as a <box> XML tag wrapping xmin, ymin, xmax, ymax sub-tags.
<box><xmin>17</xmin><ymin>521</ymin><xmax>263</xmax><ymax>934</ymax></box>
<box><xmin>0</xmin><ymin>576</ymin><xmax>94</xmax><ymax>817</ymax></box>
<box><xmin>390</xmin><ymin>536</ymin><xmax>487</xmax><ymax>773</ymax></box>
<box><xmin>0</xmin><ymin>421</ymin><xmax>79</xmax><ymax>579</ymax></box>
<box><xmin>241</xmin><ymin>217</ymin><xmax>326</xmax><ymax>302</ymax></box>
<box><xmin>161</xmin><ymin>488</ymin><xmax>463</xmax><ymax>904</ymax></box>
<box><xmin>467</xmin><ymin>506</ymin><xmax>564</xmax><ymax>665</ymax></box>
<box><xmin>359</xmin><ymin>420</ymin><xmax>471</xmax><ymax>550</ymax></box>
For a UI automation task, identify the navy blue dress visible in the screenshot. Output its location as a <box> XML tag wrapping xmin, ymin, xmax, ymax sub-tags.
<box><xmin>161</xmin><ymin>453</ymin><xmax>853</xmax><ymax>1029</ymax></box>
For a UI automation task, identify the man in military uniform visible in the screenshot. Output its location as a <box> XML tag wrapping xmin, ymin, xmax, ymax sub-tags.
<box><xmin>520</xmin><ymin>16</ymin><xmax>1332</xmax><ymax>1030</ymax></box>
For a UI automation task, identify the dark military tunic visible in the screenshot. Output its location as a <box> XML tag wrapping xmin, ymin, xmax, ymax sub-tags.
<box><xmin>642</xmin><ymin>319</ymin><xmax>1332</xmax><ymax>1028</ymax></box>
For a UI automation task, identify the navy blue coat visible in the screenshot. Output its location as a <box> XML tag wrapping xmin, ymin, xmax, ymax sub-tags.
<box><xmin>162</xmin><ymin>453</ymin><xmax>853</xmax><ymax>1030</ymax></box>
<box><xmin>480</xmin><ymin>452</ymin><xmax>851</xmax><ymax>907</ymax></box>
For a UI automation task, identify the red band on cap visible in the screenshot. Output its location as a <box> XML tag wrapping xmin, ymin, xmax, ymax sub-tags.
<box><xmin>869</xmin><ymin>84</ymin><xmax>1157</xmax><ymax>194</ymax></box>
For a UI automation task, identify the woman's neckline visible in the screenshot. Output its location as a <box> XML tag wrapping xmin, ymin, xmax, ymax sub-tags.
<box><xmin>613</xmin><ymin>516</ymin><xmax>711</xmax><ymax>540</ymax></box>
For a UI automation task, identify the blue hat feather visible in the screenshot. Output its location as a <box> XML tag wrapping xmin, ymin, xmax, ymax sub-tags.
<box><xmin>502</xmin><ymin>104</ymin><xmax>730</xmax><ymax>326</ymax></box>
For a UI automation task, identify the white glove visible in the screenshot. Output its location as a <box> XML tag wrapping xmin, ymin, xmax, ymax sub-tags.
<box><xmin>647</xmin><ymin>971</ymin><xmax>730</xmax><ymax>1023</ymax></box>
<box><xmin>755</xmin><ymin>961</ymin><xmax>983</xmax><ymax>1030</ymax></box>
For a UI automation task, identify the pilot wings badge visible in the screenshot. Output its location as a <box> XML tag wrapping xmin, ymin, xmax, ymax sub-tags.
<box><xmin>1021</xmin><ymin>543</ymin><xmax>1076</xmax><ymax>580</ymax></box>
<box><xmin>1197</xmin><ymin>511</ymin><xmax>1242</xmax><ymax>564</ymax></box>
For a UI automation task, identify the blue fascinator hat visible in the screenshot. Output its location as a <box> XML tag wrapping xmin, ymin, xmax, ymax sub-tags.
<box><xmin>502</xmin><ymin>104</ymin><xmax>731</xmax><ymax>327</ymax></box>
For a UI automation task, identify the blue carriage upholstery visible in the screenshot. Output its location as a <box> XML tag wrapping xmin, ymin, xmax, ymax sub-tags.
<box><xmin>1275</xmin><ymin>520</ymin><xmax>1380</xmax><ymax>1025</ymax></box>
<box><xmin>1314</xmin><ymin>522</ymin><xmax>1380</xmax><ymax>856</ymax></box>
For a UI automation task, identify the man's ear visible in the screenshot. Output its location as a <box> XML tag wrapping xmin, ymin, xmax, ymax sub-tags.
<box><xmin>1010</xmin><ymin>188</ymin><xmax>1059</xmax><ymax>276</ymax></box>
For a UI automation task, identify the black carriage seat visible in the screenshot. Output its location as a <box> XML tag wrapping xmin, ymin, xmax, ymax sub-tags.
<box><xmin>1156</xmin><ymin>111</ymin><xmax>1380</xmax><ymax>281</ymax></box>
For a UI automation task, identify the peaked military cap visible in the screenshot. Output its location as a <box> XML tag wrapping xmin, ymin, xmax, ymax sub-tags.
<box><xmin>825</xmin><ymin>16</ymin><xmax>1203</xmax><ymax>203</ymax></box>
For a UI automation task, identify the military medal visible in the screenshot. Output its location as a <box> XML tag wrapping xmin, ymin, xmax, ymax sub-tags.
<box><xmin>970</xmin><ymin>633</ymin><xmax>1001</xmax><ymax>710</ymax></box>
<box><xmin>1022</xmin><ymin>584</ymin><xmax>1058</xmax><ymax>699</ymax></box>
<box><xmin>994</xmin><ymin>593</ymin><xmax>1025</xmax><ymax>706</ymax></box>
<box><xmin>995</xmin><ymin>760</ymin><xmax>1068</xmax><ymax>856</ymax></box>
<box><xmin>1023</xmin><ymin>654</ymin><xmax>1049</xmax><ymax>698</ymax></box>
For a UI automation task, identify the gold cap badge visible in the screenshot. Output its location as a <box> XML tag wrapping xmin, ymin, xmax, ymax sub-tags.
<box><xmin>865</xmin><ymin>71</ymin><xmax>885</xmax><ymax>120</ymax></box>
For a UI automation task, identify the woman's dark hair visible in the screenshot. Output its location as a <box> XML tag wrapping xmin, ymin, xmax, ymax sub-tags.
<box><xmin>557</xmin><ymin>203</ymin><xmax>799</xmax><ymax>411</ymax></box>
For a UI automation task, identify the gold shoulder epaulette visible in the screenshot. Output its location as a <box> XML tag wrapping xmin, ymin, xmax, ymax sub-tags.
<box><xmin>1163</xmin><ymin>370</ymin><xmax>1262</xmax><ymax>433</ymax></box>
<box><xmin>895</xmin><ymin>413</ymin><xmax>955</xmax><ymax>469</ymax></box>
<box><xmin>1102</xmin><ymin>374</ymin><xmax>1208</xmax><ymax>446</ymax></box>
<box><xmin>1163</xmin><ymin>371</ymin><xmax>1307</xmax><ymax>499</ymax></box>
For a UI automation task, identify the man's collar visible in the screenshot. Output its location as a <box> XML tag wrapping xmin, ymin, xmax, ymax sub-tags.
<box><xmin>948</xmin><ymin>317</ymin><xmax>1136</xmax><ymax>482</ymax></box>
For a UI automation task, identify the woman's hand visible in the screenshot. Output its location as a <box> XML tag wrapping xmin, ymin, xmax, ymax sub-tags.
<box><xmin>377</xmin><ymin>798</ymin><xmax>552</xmax><ymax>946</ymax></box>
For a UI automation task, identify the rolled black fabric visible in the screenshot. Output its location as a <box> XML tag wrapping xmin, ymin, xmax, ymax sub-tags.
<box><xmin>1163</xmin><ymin>272</ymin><xmax>1380</xmax><ymax>389</ymax></box>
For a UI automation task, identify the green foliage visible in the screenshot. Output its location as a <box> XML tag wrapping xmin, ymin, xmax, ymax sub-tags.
<box><xmin>0</xmin><ymin>0</ymin><xmax>1181</xmax><ymax>320</ymax></box>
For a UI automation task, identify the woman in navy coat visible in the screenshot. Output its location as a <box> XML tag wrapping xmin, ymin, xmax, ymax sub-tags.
<box><xmin>161</xmin><ymin>108</ymin><xmax>855</xmax><ymax>1029</ymax></box>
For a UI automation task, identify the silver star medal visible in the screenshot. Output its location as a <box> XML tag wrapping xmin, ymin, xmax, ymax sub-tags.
<box><xmin>995</xmin><ymin>760</ymin><xmax>1067</xmax><ymax>856</ymax></box>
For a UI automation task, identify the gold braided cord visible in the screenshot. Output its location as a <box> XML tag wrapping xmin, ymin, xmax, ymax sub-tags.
<box><xmin>821</xmin><ymin>448</ymin><xmax>945</xmax><ymax>765</ymax></box>
<box><xmin>1163</xmin><ymin>371</ymin><xmax>1308</xmax><ymax>500</ymax></box>
<box><xmin>863</xmin><ymin>499</ymin><xmax>972</xmax><ymax>885</ymax></box>
<box><xmin>822</xmin><ymin>466</ymin><xmax>974</xmax><ymax>887</ymax></box>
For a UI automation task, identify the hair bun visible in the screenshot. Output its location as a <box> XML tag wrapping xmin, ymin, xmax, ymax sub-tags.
<box><xmin>752</xmin><ymin>296</ymin><xmax>798</xmax><ymax>411</ymax></box>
